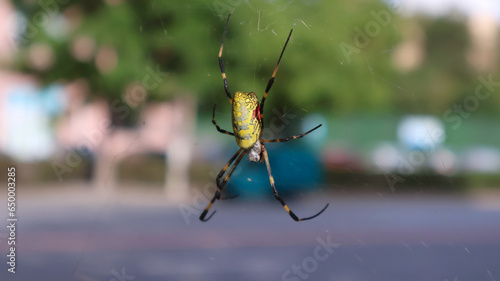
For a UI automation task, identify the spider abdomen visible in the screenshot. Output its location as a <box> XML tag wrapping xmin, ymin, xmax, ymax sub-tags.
<box><xmin>232</xmin><ymin>91</ymin><xmax>262</xmax><ymax>149</ymax></box>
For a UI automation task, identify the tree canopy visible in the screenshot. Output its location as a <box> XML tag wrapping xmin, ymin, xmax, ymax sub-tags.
<box><xmin>11</xmin><ymin>0</ymin><xmax>500</xmax><ymax>120</ymax></box>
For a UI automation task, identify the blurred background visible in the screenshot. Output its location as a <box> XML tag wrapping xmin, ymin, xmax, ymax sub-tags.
<box><xmin>0</xmin><ymin>0</ymin><xmax>499</xmax><ymax>280</ymax></box>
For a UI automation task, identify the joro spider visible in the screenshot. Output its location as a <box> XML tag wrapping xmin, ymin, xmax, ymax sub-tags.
<box><xmin>200</xmin><ymin>14</ymin><xmax>329</xmax><ymax>222</ymax></box>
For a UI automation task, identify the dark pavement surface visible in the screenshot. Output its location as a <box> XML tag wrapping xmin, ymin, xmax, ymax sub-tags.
<box><xmin>1</xmin><ymin>188</ymin><xmax>500</xmax><ymax>281</ymax></box>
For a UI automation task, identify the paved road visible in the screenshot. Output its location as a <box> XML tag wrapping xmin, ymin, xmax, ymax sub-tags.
<box><xmin>2</xmin><ymin>188</ymin><xmax>500</xmax><ymax>281</ymax></box>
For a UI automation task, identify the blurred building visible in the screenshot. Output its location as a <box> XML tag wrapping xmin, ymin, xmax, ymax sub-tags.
<box><xmin>467</xmin><ymin>12</ymin><xmax>499</xmax><ymax>73</ymax></box>
<box><xmin>392</xmin><ymin>0</ymin><xmax>500</xmax><ymax>73</ymax></box>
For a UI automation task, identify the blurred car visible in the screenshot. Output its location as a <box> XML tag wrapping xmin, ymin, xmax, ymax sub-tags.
<box><xmin>227</xmin><ymin>145</ymin><xmax>324</xmax><ymax>199</ymax></box>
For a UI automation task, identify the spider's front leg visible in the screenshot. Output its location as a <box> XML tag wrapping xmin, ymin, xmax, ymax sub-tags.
<box><xmin>219</xmin><ymin>13</ymin><xmax>233</xmax><ymax>104</ymax></box>
<box><xmin>212</xmin><ymin>104</ymin><xmax>234</xmax><ymax>136</ymax></box>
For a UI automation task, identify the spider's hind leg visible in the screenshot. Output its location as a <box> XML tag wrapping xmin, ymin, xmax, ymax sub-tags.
<box><xmin>261</xmin><ymin>144</ymin><xmax>329</xmax><ymax>222</ymax></box>
<box><xmin>200</xmin><ymin>148</ymin><xmax>247</xmax><ymax>221</ymax></box>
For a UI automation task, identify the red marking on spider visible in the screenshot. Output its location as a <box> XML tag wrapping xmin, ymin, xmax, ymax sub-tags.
<box><xmin>253</xmin><ymin>104</ymin><xmax>261</xmax><ymax>121</ymax></box>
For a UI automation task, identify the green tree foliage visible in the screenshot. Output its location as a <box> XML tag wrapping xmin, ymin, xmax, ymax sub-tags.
<box><xmin>11</xmin><ymin>0</ymin><xmax>498</xmax><ymax>119</ymax></box>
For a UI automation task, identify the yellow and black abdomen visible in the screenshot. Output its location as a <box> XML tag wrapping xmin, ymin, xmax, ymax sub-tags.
<box><xmin>232</xmin><ymin>91</ymin><xmax>262</xmax><ymax>149</ymax></box>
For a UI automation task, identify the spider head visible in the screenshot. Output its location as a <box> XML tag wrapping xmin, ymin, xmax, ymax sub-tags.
<box><xmin>247</xmin><ymin>141</ymin><xmax>261</xmax><ymax>162</ymax></box>
<box><xmin>234</xmin><ymin>91</ymin><xmax>259</xmax><ymax>105</ymax></box>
